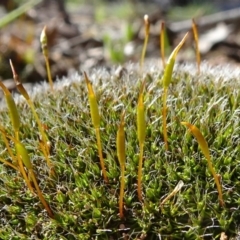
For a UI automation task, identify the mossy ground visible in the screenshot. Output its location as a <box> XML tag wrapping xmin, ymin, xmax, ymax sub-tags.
<box><xmin>0</xmin><ymin>63</ymin><xmax>239</xmax><ymax>239</ymax></box>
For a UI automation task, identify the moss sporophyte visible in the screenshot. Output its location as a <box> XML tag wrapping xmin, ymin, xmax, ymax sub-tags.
<box><xmin>0</xmin><ymin>19</ymin><xmax>239</xmax><ymax>239</ymax></box>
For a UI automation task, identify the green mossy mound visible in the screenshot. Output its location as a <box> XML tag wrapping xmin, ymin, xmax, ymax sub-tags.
<box><xmin>0</xmin><ymin>63</ymin><xmax>239</xmax><ymax>239</ymax></box>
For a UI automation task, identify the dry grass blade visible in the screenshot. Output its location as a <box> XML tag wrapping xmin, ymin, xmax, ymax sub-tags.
<box><xmin>137</xmin><ymin>81</ymin><xmax>146</xmax><ymax>201</ymax></box>
<box><xmin>40</xmin><ymin>26</ymin><xmax>53</xmax><ymax>92</ymax></box>
<box><xmin>117</xmin><ymin>111</ymin><xmax>126</xmax><ymax>219</ymax></box>
<box><xmin>0</xmin><ymin>0</ymin><xmax>41</xmax><ymax>29</ymax></box>
<box><xmin>84</xmin><ymin>72</ymin><xmax>108</xmax><ymax>183</ymax></box>
<box><xmin>160</xmin><ymin>180</ymin><xmax>184</xmax><ymax>206</ymax></box>
<box><xmin>140</xmin><ymin>14</ymin><xmax>150</xmax><ymax>73</ymax></box>
<box><xmin>181</xmin><ymin>122</ymin><xmax>224</xmax><ymax>206</ymax></box>
<box><xmin>192</xmin><ymin>19</ymin><xmax>201</xmax><ymax>74</ymax></box>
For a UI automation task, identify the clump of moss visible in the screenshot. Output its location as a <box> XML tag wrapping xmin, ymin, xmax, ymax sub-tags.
<box><xmin>0</xmin><ymin>61</ymin><xmax>239</xmax><ymax>239</ymax></box>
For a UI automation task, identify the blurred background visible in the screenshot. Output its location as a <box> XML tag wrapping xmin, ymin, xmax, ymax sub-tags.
<box><xmin>1</xmin><ymin>0</ymin><xmax>240</xmax><ymax>89</ymax></box>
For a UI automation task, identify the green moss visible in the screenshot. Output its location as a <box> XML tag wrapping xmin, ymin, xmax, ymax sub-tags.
<box><xmin>0</xmin><ymin>63</ymin><xmax>239</xmax><ymax>239</ymax></box>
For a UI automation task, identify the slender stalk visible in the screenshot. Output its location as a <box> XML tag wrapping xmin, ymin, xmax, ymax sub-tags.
<box><xmin>162</xmin><ymin>87</ymin><xmax>168</xmax><ymax>150</ymax></box>
<box><xmin>137</xmin><ymin>143</ymin><xmax>144</xmax><ymax>201</ymax></box>
<box><xmin>3</xmin><ymin>134</ymin><xmax>34</xmax><ymax>193</ymax></box>
<box><xmin>162</xmin><ymin>32</ymin><xmax>189</xmax><ymax>89</ymax></box>
<box><xmin>181</xmin><ymin>122</ymin><xmax>224</xmax><ymax>206</ymax></box>
<box><xmin>117</xmin><ymin>111</ymin><xmax>126</xmax><ymax>219</ymax></box>
<box><xmin>10</xmin><ymin>60</ymin><xmax>52</xmax><ymax>172</ymax></box>
<box><xmin>84</xmin><ymin>72</ymin><xmax>108</xmax><ymax>183</ymax></box>
<box><xmin>17</xmin><ymin>153</ymin><xmax>34</xmax><ymax>193</ymax></box>
<box><xmin>0</xmin><ymin>125</ymin><xmax>17</xmax><ymax>163</ymax></box>
<box><xmin>26</xmin><ymin>103</ymin><xmax>51</xmax><ymax>166</ymax></box>
<box><xmin>140</xmin><ymin>15</ymin><xmax>150</xmax><ymax>72</ymax></box>
<box><xmin>15</xmin><ymin>130</ymin><xmax>34</xmax><ymax>193</ymax></box>
<box><xmin>161</xmin><ymin>32</ymin><xmax>188</xmax><ymax>150</ymax></box>
<box><xmin>0</xmin><ymin>157</ymin><xmax>19</xmax><ymax>171</ymax></box>
<box><xmin>0</xmin><ymin>82</ymin><xmax>33</xmax><ymax>192</ymax></box>
<box><xmin>29</xmin><ymin>169</ymin><xmax>54</xmax><ymax>218</ymax></box>
<box><xmin>119</xmin><ymin>165</ymin><xmax>125</xmax><ymax>219</ymax></box>
<box><xmin>16</xmin><ymin>132</ymin><xmax>34</xmax><ymax>192</ymax></box>
<box><xmin>39</xmin><ymin>140</ymin><xmax>54</xmax><ymax>176</ymax></box>
<box><xmin>15</xmin><ymin>140</ymin><xmax>54</xmax><ymax>216</ymax></box>
<box><xmin>95</xmin><ymin>127</ymin><xmax>108</xmax><ymax>183</ymax></box>
<box><xmin>45</xmin><ymin>55</ymin><xmax>53</xmax><ymax>91</ymax></box>
<box><xmin>40</xmin><ymin>26</ymin><xmax>53</xmax><ymax>91</ymax></box>
<box><xmin>0</xmin><ymin>82</ymin><xmax>20</xmax><ymax>133</ymax></box>
<box><xmin>160</xmin><ymin>21</ymin><xmax>166</xmax><ymax>67</ymax></box>
<box><xmin>137</xmin><ymin>81</ymin><xmax>146</xmax><ymax>201</ymax></box>
<box><xmin>192</xmin><ymin>19</ymin><xmax>201</xmax><ymax>74</ymax></box>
